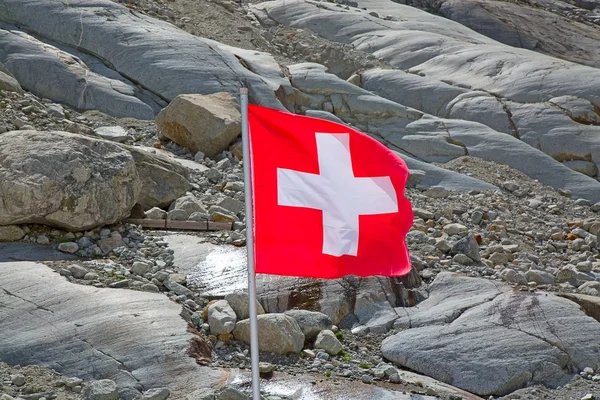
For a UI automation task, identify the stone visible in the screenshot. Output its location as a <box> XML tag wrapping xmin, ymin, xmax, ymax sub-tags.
<box><xmin>208</xmin><ymin>300</ymin><xmax>237</xmax><ymax>335</ymax></box>
<box><xmin>131</xmin><ymin>261</ymin><xmax>151</xmax><ymax>276</ymax></box>
<box><xmin>145</xmin><ymin>207</ymin><xmax>167</xmax><ymax>220</ymax></box>
<box><xmin>142</xmin><ymin>388</ymin><xmax>170</xmax><ymax>400</ymax></box>
<box><xmin>156</xmin><ymin>93</ymin><xmax>241</xmax><ymax>158</ymax></box>
<box><xmin>125</xmin><ymin>146</ymin><xmax>192</xmax><ymax>210</ymax></box>
<box><xmin>499</xmin><ymin>268</ymin><xmax>527</xmax><ymax>285</ymax></box>
<box><xmin>443</xmin><ymin>223</ymin><xmax>468</xmax><ymax>236</ymax></box>
<box><xmin>94</xmin><ymin>126</ymin><xmax>128</xmax><ymax>143</ymax></box>
<box><xmin>0</xmin><ymin>131</ymin><xmax>140</xmax><ymax>231</ymax></box>
<box><xmin>450</xmin><ymin>235</ymin><xmax>480</xmax><ymax>262</ymax></box>
<box><xmin>384</xmin><ymin>273</ymin><xmax>600</xmax><ymax>396</ymax></box>
<box><xmin>502</xmin><ymin>181</ymin><xmax>519</xmax><ymax>192</ymax></box>
<box><xmin>46</xmin><ymin>104</ymin><xmax>65</xmax><ymax>119</ymax></box>
<box><xmin>0</xmin><ymin>225</ymin><xmax>25</xmax><ymax>242</ymax></box>
<box><xmin>314</xmin><ymin>329</ymin><xmax>343</xmax><ymax>355</ymax></box>
<box><xmin>216</xmin><ymin>387</ymin><xmax>248</xmax><ymax>400</ymax></box>
<box><xmin>0</xmin><ymin>69</ymin><xmax>22</xmax><ymax>93</ymax></box>
<box><xmin>84</xmin><ymin>272</ymin><xmax>99</xmax><ymax>281</ymax></box>
<box><xmin>233</xmin><ymin>314</ymin><xmax>305</xmax><ymax>354</ymax></box>
<box><xmin>556</xmin><ymin>265</ymin><xmax>579</xmax><ymax>284</ymax></box>
<box><xmin>97</xmin><ymin>236</ymin><xmax>125</xmax><ymax>254</ymax></box>
<box><xmin>284</xmin><ymin>309</ymin><xmax>333</xmax><ymax>340</ymax></box>
<box><xmin>224</xmin><ymin>292</ymin><xmax>265</xmax><ymax>320</ymax></box>
<box><xmin>223</xmin><ymin>182</ymin><xmax>244</xmax><ymax>192</ymax></box>
<box><xmin>163</xmin><ymin>280</ymin><xmax>192</xmax><ymax>297</ymax></box>
<box><xmin>10</xmin><ymin>373</ymin><xmax>25</xmax><ymax>386</ymax></box>
<box><xmin>218</xmin><ymin>197</ymin><xmax>245</xmax><ymax>215</ymax></box>
<box><xmin>69</xmin><ymin>264</ymin><xmax>88</xmax><ymax>279</ymax></box>
<box><xmin>452</xmin><ymin>254</ymin><xmax>474</xmax><ymax>265</ymax></box>
<box><xmin>424</xmin><ymin>186</ymin><xmax>450</xmax><ymax>198</ymax></box>
<box><xmin>186</xmin><ymin>388</ymin><xmax>215</xmax><ymax>400</ymax></box>
<box><xmin>211</xmin><ymin>212</ymin><xmax>237</xmax><ymax>223</ymax></box>
<box><xmin>525</xmin><ymin>269</ymin><xmax>555</xmax><ymax>285</ymax></box>
<box><xmin>205</xmin><ymin>168</ymin><xmax>222</xmax><ymax>183</ymax></box>
<box><xmin>169</xmin><ymin>195</ymin><xmax>207</xmax><ymax>215</ymax></box>
<box><xmin>58</xmin><ymin>242</ymin><xmax>79</xmax><ymax>254</ymax></box>
<box><xmin>83</xmin><ymin>379</ymin><xmax>118</xmax><ymax>400</ymax></box>
<box><xmin>167</xmin><ymin>209</ymin><xmax>189</xmax><ymax>221</ymax></box>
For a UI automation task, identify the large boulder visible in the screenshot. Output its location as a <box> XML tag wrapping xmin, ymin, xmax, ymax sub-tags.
<box><xmin>283</xmin><ymin>310</ymin><xmax>333</xmax><ymax>340</ymax></box>
<box><xmin>0</xmin><ymin>131</ymin><xmax>140</xmax><ymax>231</ymax></box>
<box><xmin>156</xmin><ymin>93</ymin><xmax>241</xmax><ymax>158</ymax></box>
<box><xmin>124</xmin><ymin>146</ymin><xmax>191</xmax><ymax>210</ymax></box>
<box><xmin>233</xmin><ymin>314</ymin><xmax>305</xmax><ymax>354</ymax></box>
<box><xmin>207</xmin><ymin>300</ymin><xmax>237</xmax><ymax>335</ymax></box>
<box><xmin>0</xmin><ymin>131</ymin><xmax>141</xmax><ymax>231</ymax></box>
<box><xmin>382</xmin><ymin>273</ymin><xmax>600</xmax><ymax>396</ymax></box>
<box><xmin>225</xmin><ymin>292</ymin><xmax>265</xmax><ymax>321</ymax></box>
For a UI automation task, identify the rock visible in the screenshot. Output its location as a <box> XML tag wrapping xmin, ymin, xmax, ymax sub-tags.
<box><xmin>156</xmin><ymin>93</ymin><xmax>241</xmax><ymax>158</ymax></box>
<box><xmin>83</xmin><ymin>379</ymin><xmax>118</xmax><ymax>400</ymax></box>
<box><xmin>0</xmin><ymin>225</ymin><xmax>25</xmax><ymax>242</ymax></box>
<box><xmin>58</xmin><ymin>242</ymin><xmax>79</xmax><ymax>254</ymax></box>
<box><xmin>211</xmin><ymin>211</ymin><xmax>237</xmax><ymax>223</ymax></box>
<box><xmin>450</xmin><ymin>235</ymin><xmax>480</xmax><ymax>262</ymax></box>
<box><xmin>0</xmin><ymin>131</ymin><xmax>140</xmax><ymax>231</ymax></box>
<box><xmin>0</xmin><ymin>69</ymin><xmax>22</xmax><ymax>93</ymax></box>
<box><xmin>69</xmin><ymin>264</ymin><xmax>88</xmax><ymax>279</ymax></box>
<box><xmin>525</xmin><ymin>269</ymin><xmax>555</xmax><ymax>285</ymax></box>
<box><xmin>354</xmin><ymin>288</ymin><xmax>399</xmax><ymax>333</ymax></box>
<box><xmin>452</xmin><ymin>254</ymin><xmax>474</xmax><ymax>265</ymax></box>
<box><xmin>406</xmin><ymin>169</ymin><xmax>426</xmax><ymax>189</ymax></box>
<box><xmin>233</xmin><ymin>314</ymin><xmax>304</xmax><ymax>354</ymax></box>
<box><xmin>167</xmin><ymin>209</ymin><xmax>189</xmax><ymax>221</ymax></box>
<box><xmin>443</xmin><ymin>223</ymin><xmax>468</xmax><ymax>236</ymax></box>
<box><xmin>215</xmin><ymin>387</ymin><xmax>248</xmax><ymax>400</ymax></box>
<box><xmin>0</xmin><ymin>29</ymin><xmax>155</xmax><ymax>119</ymax></box>
<box><xmin>145</xmin><ymin>207</ymin><xmax>167</xmax><ymax>220</ymax></box>
<box><xmin>499</xmin><ymin>268</ymin><xmax>527</xmax><ymax>285</ymax></box>
<box><xmin>186</xmin><ymin>388</ymin><xmax>215</xmax><ymax>400</ymax></box>
<box><xmin>84</xmin><ymin>272</ymin><xmax>99</xmax><ymax>281</ymax></box>
<box><xmin>169</xmin><ymin>195</ymin><xmax>208</xmax><ymax>215</ymax></box>
<box><xmin>284</xmin><ymin>309</ymin><xmax>333</xmax><ymax>340</ymax></box>
<box><xmin>384</xmin><ymin>273</ymin><xmax>600</xmax><ymax>396</ymax></box>
<box><xmin>46</xmin><ymin>104</ymin><xmax>65</xmax><ymax>119</ymax></box>
<box><xmin>314</xmin><ymin>329</ymin><xmax>343</xmax><ymax>355</ymax></box>
<box><xmin>208</xmin><ymin>300</ymin><xmax>237</xmax><ymax>335</ymax></box>
<box><xmin>163</xmin><ymin>280</ymin><xmax>192</xmax><ymax>297</ymax></box>
<box><xmin>563</xmin><ymin>160</ymin><xmax>599</xmax><ymax>177</ymax></box>
<box><xmin>126</xmin><ymin>146</ymin><xmax>192</xmax><ymax>210</ymax></box>
<box><xmin>205</xmin><ymin>168</ymin><xmax>222</xmax><ymax>183</ymax></box>
<box><xmin>142</xmin><ymin>388</ymin><xmax>170</xmax><ymax>400</ymax></box>
<box><xmin>131</xmin><ymin>261</ymin><xmax>151</xmax><ymax>276</ymax></box>
<box><xmin>223</xmin><ymin>182</ymin><xmax>244</xmax><ymax>192</ymax></box>
<box><xmin>94</xmin><ymin>126</ymin><xmax>129</xmax><ymax>143</ymax></box>
<box><xmin>224</xmin><ymin>292</ymin><xmax>265</xmax><ymax>320</ymax></box>
<box><xmin>218</xmin><ymin>197</ymin><xmax>245</xmax><ymax>215</ymax></box>
<box><xmin>556</xmin><ymin>265</ymin><xmax>579</xmax><ymax>284</ymax></box>
<box><xmin>97</xmin><ymin>235</ymin><xmax>125</xmax><ymax>254</ymax></box>
<box><xmin>10</xmin><ymin>374</ymin><xmax>25</xmax><ymax>386</ymax></box>
<box><xmin>502</xmin><ymin>181</ymin><xmax>519</xmax><ymax>192</ymax></box>
<box><xmin>424</xmin><ymin>186</ymin><xmax>450</xmax><ymax>198</ymax></box>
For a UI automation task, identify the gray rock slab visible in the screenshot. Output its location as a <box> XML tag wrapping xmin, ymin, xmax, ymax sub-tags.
<box><xmin>0</xmin><ymin>0</ymin><xmax>285</xmax><ymax>111</ymax></box>
<box><xmin>0</xmin><ymin>27</ymin><xmax>155</xmax><ymax>119</ymax></box>
<box><xmin>384</xmin><ymin>273</ymin><xmax>600</xmax><ymax>396</ymax></box>
<box><xmin>0</xmin><ymin>262</ymin><xmax>225</xmax><ymax>398</ymax></box>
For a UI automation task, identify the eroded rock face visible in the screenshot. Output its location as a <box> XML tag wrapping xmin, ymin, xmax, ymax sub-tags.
<box><xmin>156</xmin><ymin>93</ymin><xmax>241</xmax><ymax>158</ymax></box>
<box><xmin>0</xmin><ymin>130</ymin><xmax>140</xmax><ymax>231</ymax></box>
<box><xmin>0</xmin><ymin>28</ymin><xmax>156</xmax><ymax>119</ymax></box>
<box><xmin>382</xmin><ymin>273</ymin><xmax>600</xmax><ymax>396</ymax></box>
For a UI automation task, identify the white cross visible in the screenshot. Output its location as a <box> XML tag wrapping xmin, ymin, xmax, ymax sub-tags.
<box><xmin>277</xmin><ymin>133</ymin><xmax>399</xmax><ymax>257</ymax></box>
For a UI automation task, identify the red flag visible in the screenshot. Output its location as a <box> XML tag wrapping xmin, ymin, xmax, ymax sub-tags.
<box><xmin>248</xmin><ymin>104</ymin><xmax>413</xmax><ymax>279</ymax></box>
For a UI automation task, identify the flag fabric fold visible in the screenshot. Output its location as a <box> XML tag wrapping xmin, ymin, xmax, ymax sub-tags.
<box><xmin>248</xmin><ymin>104</ymin><xmax>414</xmax><ymax>279</ymax></box>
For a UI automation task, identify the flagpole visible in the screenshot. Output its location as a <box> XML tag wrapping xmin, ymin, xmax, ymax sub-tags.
<box><xmin>240</xmin><ymin>87</ymin><xmax>261</xmax><ymax>400</ymax></box>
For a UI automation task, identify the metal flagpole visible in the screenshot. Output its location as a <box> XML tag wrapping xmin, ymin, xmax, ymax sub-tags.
<box><xmin>240</xmin><ymin>87</ymin><xmax>261</xmax><ymax>400</ymax></box>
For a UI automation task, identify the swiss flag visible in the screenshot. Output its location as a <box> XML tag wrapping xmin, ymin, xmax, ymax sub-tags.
<box><xmin>248</xmin><ymin>105</ymin><xmax>414</xmax><ymax>279</ymax></box>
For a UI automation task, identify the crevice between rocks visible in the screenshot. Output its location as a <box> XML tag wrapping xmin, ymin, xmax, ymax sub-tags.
<box><xmin>0</xmin><ymin>287</ymin><xmax>54</xmax><ymax>314</ymax></box>
<box><xmin>78</xmin><ymin>337</ymin><xmax>146</xmax><ymax>391</ymax></box>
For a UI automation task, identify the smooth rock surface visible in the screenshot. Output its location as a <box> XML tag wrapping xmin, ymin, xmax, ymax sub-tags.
<box><xmin>384</xmin><ymin>273</ymin><xmax>600</xmax><ymax>396</ymax></box>
<box><xmin>0</xmin><ymin>262</ymin><xmax>225</xmax><ymax>397</ymax></box>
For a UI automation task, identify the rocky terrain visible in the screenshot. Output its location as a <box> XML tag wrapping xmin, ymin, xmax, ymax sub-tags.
<box><xmin>1</xmin><ymin>0</ymin><xmax>600</xmax><ymax>399</ymax></box>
